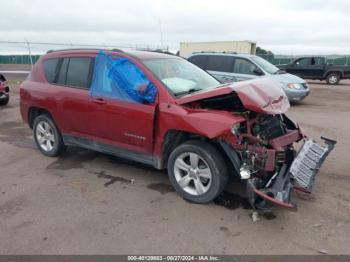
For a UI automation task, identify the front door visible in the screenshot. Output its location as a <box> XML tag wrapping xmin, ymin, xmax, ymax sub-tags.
<box><xmin>288</xmin><ymin>58</ymin><xmax>310</xmax><ymax>77</ymax></box>
<box><xmin>88</xmin><ymin>54</ymin><xmax>157</xmax><ymax>159</ymax></box>
<box><xmin>89</xmin><ymin>98</ymin><xmax>156</xmax><ymax>156</ymax></box>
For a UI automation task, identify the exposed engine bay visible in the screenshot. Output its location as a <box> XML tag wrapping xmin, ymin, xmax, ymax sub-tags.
<box><xmin>188</xmin><ymin>91</ymin><xmax>337</xmax><ymax>211</ymax></box>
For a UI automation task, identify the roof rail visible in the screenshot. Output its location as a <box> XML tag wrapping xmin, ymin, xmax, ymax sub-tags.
<box><xmin>46</xmin><ymin>48</ymin><xmax>124</xmax><ymax>54</ymax></box>
<box><xmin>192</xmin><ymin>51</ymin><xmax>238</xmax><ymax>54</ymax></box>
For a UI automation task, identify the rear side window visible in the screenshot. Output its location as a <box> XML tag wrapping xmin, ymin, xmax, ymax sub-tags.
<box><xmin>188</xmin><ymin>55</ymin><xmax>207</xmax><ymax>69</ymax></box>
<box><xmin>66</xmin><ymin>58</ymin><xmax>93</xmax><ymax>88</ymax></box>
<box><xmin>233</xmin><ymin>58</ymin><xmax>259</xmax><ymax>75</ymax></box>
<box><xmin>55</xmin><ymin>57</ymin><xmax>93</xmax><ymax>88</ymax></box>
<box><xmin>206</xmin><ymin>55</ymin><xmax>234</xmax><ymax>73</ymax></box>
<box><xmin>43</xmin><ymin>58</ymin><xmax>59</xmax><ymax>83</ymax></box>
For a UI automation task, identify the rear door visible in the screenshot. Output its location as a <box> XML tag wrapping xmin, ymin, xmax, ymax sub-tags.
<box><xmin>306</xmin><ymin>57</ymin><xmax>325</xmax><ymax>77</ymax></box>
<box><xmin>55</xmin><ymin>55</ymin><xmax>94</xmax><ymax>137</ymax></box>
<box><xmin>231</xmin><ymin>57</ymin><xmax>261</xmax><ymax>81</ymax></box>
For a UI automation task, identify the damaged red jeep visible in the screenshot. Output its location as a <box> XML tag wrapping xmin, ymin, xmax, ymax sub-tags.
<box><xmin>20</xmin><ymin>49</ymin><xmax>336</xmax><ymax>211</ymax></box>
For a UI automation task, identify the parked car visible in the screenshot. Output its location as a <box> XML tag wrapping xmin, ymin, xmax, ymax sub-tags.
<box><xmin>0</xmin><ymin>74</ymin><xmax>10</xmax><ymax>106</ymax></box>
<box><xmin>187</xmin><ymin>52</ymin><xmax>309</xmax><ymax>103</ymax></box>
<box><xmin>278</xmin><ymin>56</ymin><xmax>350</xmax><ymax>85</ymax></box>
<box><xmin>20</xmin><ymin>49</ymin><xmax>335</xmax><ymax>212</ymax></box>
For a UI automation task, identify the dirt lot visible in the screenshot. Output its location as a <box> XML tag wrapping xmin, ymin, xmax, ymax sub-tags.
<box><xmin>0</xmin><ymin>72</ymin><xmax>349</xmax><ymax>255</ymax></box>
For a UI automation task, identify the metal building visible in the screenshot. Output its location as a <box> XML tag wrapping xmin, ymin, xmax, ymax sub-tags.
<box><xmin>180</xmin><ymin>41</ymin><xmax>256</xmax><ymax>57</ymax></box>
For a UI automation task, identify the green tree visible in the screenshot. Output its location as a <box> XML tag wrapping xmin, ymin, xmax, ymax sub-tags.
<box><xmin>256</xmin><ymin>46</ymin><xmax>274</xmax><ymax>59</ymax></box>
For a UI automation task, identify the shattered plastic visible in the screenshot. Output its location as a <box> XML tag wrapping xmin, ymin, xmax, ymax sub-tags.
<box><xmin>90</xmin><ymin>51</ymin><xmax>157</xmax><ymax>103</ymax></box>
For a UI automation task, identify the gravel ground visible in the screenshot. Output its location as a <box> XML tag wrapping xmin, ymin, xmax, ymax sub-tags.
<box><xmin>0</xmin><ymin>74</ymin><xmax>349</xmax><ymax>255</ymax></box>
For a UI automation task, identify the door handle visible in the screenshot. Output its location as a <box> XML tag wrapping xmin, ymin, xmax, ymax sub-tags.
<box><xmin>92</xmin><ymin>98</ymin><xmax>106</xmax><ymax>105</ymax></box>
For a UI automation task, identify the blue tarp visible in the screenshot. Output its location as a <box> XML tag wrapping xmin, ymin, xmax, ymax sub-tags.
<box><xmin>90</xmin><ymin>51</ymin><xmax>157</xmax><ymax>103</ymax></box>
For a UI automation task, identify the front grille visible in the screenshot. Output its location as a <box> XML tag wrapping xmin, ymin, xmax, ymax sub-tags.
<box><xmin>290</xmin><ymin>139</ymin><xmax>335</xmax><ymax>191</ymax></box>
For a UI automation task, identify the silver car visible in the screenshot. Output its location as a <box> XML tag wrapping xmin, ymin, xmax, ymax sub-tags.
<box><xmin>187</xmin><ymin>52</ymin><xmax>309</xmax><ymax>102</ymax></box>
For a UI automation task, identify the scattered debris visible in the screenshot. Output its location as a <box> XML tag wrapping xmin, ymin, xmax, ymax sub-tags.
<box><xmin>317</xmin><ymin>249</ymin><xmax>329</xmax><ymax>255</ymax></box>
<box><xmin>252</xmin><ymin>211</ymin><xmax>260</xmax><ymax>222</ymax></box>
<box><xmin>310</xmin><ymin>223</ymin><xmax>322</xmax><ymax>228</ymax></box>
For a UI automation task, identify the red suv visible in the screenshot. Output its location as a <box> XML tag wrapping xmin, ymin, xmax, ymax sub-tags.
<box><xmin>20</xmin><ymin>49</ymin><xmax>335</xmax><ymax>211</ymax></box>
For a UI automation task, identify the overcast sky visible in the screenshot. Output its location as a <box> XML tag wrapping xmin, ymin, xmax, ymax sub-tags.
<box><xmin>1</xmin><ymin>0</ymin><xmax>349</xmax><ymax>55</ymax></box>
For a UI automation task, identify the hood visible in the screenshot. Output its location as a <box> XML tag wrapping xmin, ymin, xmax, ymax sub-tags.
<box><xmin>268</xmin><ymin>73</ymin><xmax>306</xmax><ymax>84</ymax></box>
<box><xmin>176</xmin><ymin>78</ymin><xmax>290</xmax><ymax>114</ymax></box>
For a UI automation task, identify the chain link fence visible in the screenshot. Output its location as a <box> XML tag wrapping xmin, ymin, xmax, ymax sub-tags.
<box><xmin>0</xmin><ymin>40</ymin><xmax>169</xmax><ymax>65</ymax></box>
<box><xmin>0</xmin><ymin>41</ymin><xmax>349</xmax><ymax>66</ymax></box>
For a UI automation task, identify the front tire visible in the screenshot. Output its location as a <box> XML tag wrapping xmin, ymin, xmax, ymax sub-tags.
<box><xmin>33</xmin><ymin>114</ymin><xmax>66</xmax><ymax>157</ymax></box>
<box><xmin>167</xmin><ymin>140</ymin><xmax>228</xmax><ymax>203</ymax></box>
<box><xmin>326</xmin><ymin>72</ymin><xmax>340</xmax><ymax>85</ymax></box>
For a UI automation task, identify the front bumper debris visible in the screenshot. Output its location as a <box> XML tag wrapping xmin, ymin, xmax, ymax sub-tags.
<box><xmin>247</xmin><ymin>137</ymin><xmax>337</xmax><ymax>210</ymax></box>
<box><xmin>290</xmin><ymin>137</ymin><xmax>336</xmax><ymax>192</ymax></box>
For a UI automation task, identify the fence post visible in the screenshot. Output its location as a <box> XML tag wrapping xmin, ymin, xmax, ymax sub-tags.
<box><xmin>26</xmin><ymin>40</ymin><xmax>33</xmax><ymax>67</ymax></box>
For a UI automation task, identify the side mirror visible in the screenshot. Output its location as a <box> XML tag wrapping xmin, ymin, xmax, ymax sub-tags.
<box><xmin>253</xmin><ymin>68</ymin><xmax>264</xmax><ymax>76</ymax></box>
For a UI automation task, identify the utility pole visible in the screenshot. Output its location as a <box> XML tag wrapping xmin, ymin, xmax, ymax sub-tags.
<box><xmin>159</xmin><ymin>19</ymin><xmax>163</xmax><ymax>50</ymax></box>
<box><xmin>26</xmin><ymin>40</ymin><xmax>33</xmax><ymax>67</ymax></box>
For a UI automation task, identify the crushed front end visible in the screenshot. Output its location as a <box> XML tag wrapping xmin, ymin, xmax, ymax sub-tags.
<box><xmin>228</xmin><ymin>113</ymin><xmax>336</xmax><ymax>211</ymax></box>
<box><xmin>177</xmin><ymin>78</ymin><xmax>336</xmax><ymax>211</ymax></box>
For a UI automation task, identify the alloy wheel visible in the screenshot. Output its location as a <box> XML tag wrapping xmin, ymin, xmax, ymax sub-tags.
<box><xmin>36</xmin><ymin>121</ymin><xmax>55</xmax><ymax>152</ymax></box>
<box><xmin>173</xmin><ymin>152</ymin><xmax>212</xmax><ymax>196</ymax></box>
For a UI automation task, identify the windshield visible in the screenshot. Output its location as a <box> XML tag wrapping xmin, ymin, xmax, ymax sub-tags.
<box><xmin>143</xmin><ymin>58</ymin><xmax>220</xmax><ymax>96</ymax></box>
<box><xmin>251</xmin><ymin>56</ymin><xmax>280</xmax><ymax>74</ymax></box>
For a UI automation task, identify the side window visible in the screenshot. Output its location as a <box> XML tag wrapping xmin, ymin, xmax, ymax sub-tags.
<box><xmin>188</xmin><ymin>55</ymin><xmax>207</xmax><ymax>69</ymax></box>
<box><xmin>66</xmin><ymin>57</ymin><xmax>93</xmax><ymax>88</ymax></box>
<box><xmin>43</xmin><ymin>58</ymin><xmax>59</xmax><ymax>83</ymax></box>
<box><xmin>56</xmin><ymin>58</ymin><xmax>69</xmax><ymax>85</ymax></box>
<box><xmin>310</xmin><ymin>57</ymin><xmax>322</xmax><ymax>66</ymax></box>
<box><xmin>90</xmin><ymin>51</ymin><xmax>157</xmax><ymax>104</ymax></box>
<box><xmin>206</xmin><ymin>55</ymin><xmax>234</xmax><ymax>73</ymax></box>
<box><xmin>233</xmin><ymin>58</ymin><xmax>259</xmax><ymax>75</ymax></box>
<box><xmin>295</xmin><ymin>58</ymin><xmax>310</xmax><ymax>67</ymax></box>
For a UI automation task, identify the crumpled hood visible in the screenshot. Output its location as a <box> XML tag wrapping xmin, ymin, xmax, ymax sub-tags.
<box><xmin>176</xmin><ymin>78</ymin><xmax>290</xmax><ymax>114</ymax></box>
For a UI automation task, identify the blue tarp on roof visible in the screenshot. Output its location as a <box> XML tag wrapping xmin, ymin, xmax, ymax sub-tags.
<box><xmin>90</xmin><ymin>51</ymin><xmax>157</xmax><ymax>103</ymax></box>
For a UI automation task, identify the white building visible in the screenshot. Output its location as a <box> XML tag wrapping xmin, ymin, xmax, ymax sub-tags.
<box><xmin>180</xmin><ymin>41</ymin><xmax>257</xmax><ymax>57</ymax></box>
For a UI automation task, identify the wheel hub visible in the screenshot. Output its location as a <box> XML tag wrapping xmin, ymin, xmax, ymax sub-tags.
<box><xmin>173</xmin><ymin>152</ymin><xmax>212</xmax><ymax>196</ymax></box>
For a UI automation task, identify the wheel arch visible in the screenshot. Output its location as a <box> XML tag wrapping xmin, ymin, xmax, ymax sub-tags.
<box><xmin>325</xmin><ymin>70</ymin><xmax>344</xmax><ymax>78</ymax></box>
<box><xmin>28</xmin><ymin>107</ymin><xmax>54</xmax><ymax>129</ymax></box>
<box><xmin>159</xmin><ymin>129</ymin><xmax>239</xmax><ymax>176</ymax></box>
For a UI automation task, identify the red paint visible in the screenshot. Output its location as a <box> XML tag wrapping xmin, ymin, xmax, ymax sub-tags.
<box><xmin>177</xmin><ymin>78</ymin><xmax>290</xmax><ymax>115</ymax></box>
<box><xmin>253</xmin><ymin>188</ymin><xmax>296</xmax><ymax>209</ymax></box>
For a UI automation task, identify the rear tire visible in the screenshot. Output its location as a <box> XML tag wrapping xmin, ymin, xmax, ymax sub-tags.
<box><xmin>167</xmin><ymin>140</ymin><xmax>228</xmax><ymax>203</ymax></box>
<box><xmin>33</xmin><ymin>114</ymin><xmax>66</xmax><ymax>157</ymax></box>
<box><xmin>0</xmin><ymin>96</ymin><xmax>9</xmax><ymax>106</ymax></box>
<box><xmin>326</xmin><ymin>72</ymin><xmax>340</xmax><ymax>85</ymax></box>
